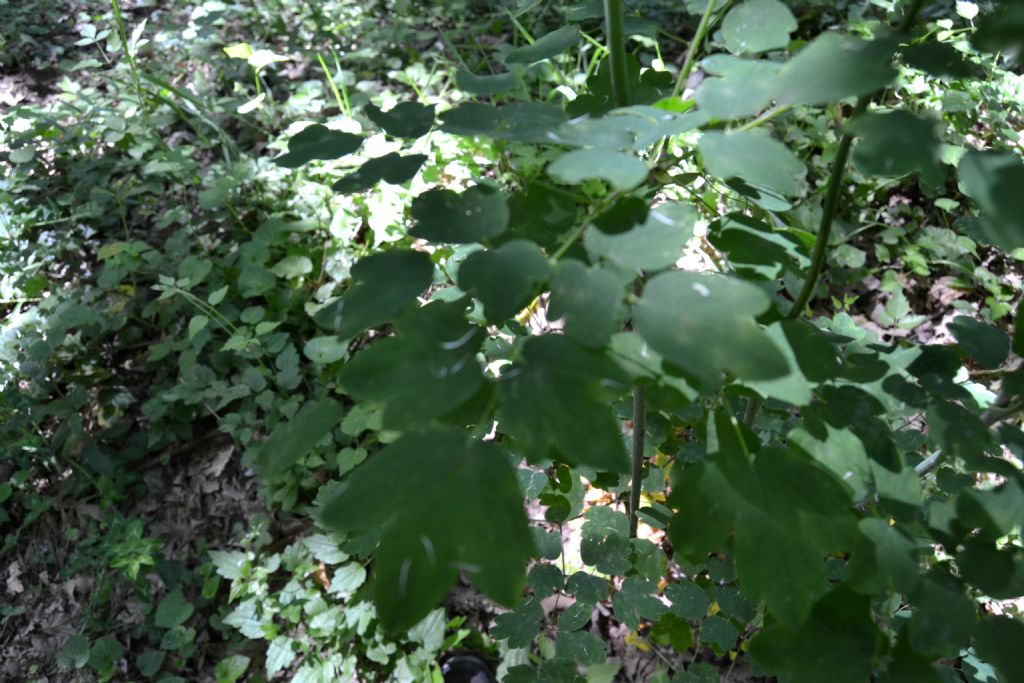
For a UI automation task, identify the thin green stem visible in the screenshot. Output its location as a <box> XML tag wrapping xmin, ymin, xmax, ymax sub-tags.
<box><xmin>109</xmin><ymin>0</ymin><xmax>143</xmax><ymax>101</ymax></box>
<box><xmin>745</xmin><ymin>0</ymin><xmax>926</xmax><ymax>426</ymax></box>
<box><xmin>735</xmin><ymin>104</ymin><xmax>791</xmax><ymax>132</ymax></box>
<box><xmin>629</xmin><ymin>383</ymin><xmax>647</xmax><ymax>538</ymax></box>
<box><xmin>786</xmin><ymin>94</ymin><xmax>870</xmax><ymax>319</ymax></box>
<box><xmin>603</xmin><ymin>0</ymin><xmax>646</xmax><ymax>538</ymax></box>
<box><xmin>671</xmin><ymin>0</ymin><xmax>718</xmax><ymax>99</ymax></box>
<box><xmin>603</xmin><ymin>0</ymin><xmax>631</xmax><ymax>107</ymax></box>
<box><xmin>318</xmin><ymin>53</ymin><xmax>348</xmax><ymax>115</ymax></box>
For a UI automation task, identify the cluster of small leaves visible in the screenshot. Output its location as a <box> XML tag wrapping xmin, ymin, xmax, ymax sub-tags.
<box><xmin>261</xmin><ymin>0</ymin><xmax>1024</xmax><ymax>680</ymax></box>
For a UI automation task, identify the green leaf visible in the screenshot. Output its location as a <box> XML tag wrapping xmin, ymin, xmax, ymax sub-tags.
<box><xmin>319</xmin><ymin>427</ymin><xmax>533</xmax><ymax>630</ymax></box>
<box><xmin>773</xmin><ymin>32</ymin><xmax>897</xmax><ymax>106</ymax></box>
<box><xmin>722</xmin><ymin>0</ymin><xmax>797</xmax><ymax>54</ymax></box>
<box><xmin>440</xmin><ymin>102</ymin><xmax>567</xmax><ymax>143</ymax></box>
<box><xmin>266</xmin><ymin>636</ymin><xmax>297</xmax><ymax>678</ymax></box>
<box><xmin>57</xmin><ymin>634</ymin><xmax>90</xmax><ymax>670</ymax></box>
<box><xmin>214</xmin><ymin>655</ymin><xmax>250</xmax><ymax>683</ymax></box>
<box><xmin>650</xmin><ymin>612</ymin><xmax>694</xmax><ymax>653</ymax></box>
<box><xmin>528</xmin><ymin>563</ymin><xmax>563</xmax><ymax>598</ymax></box>
<box><xmin>410</xmin><ymin>186</ymin><xmax>510</xmax><ymax>244</ymax></box>
<box><xmin>740</xmin><ymin>321</ymin><xmax>815</xmax><ymax>405</ymax></box>
<box><xmin>700</xmin><ymin>615</ymin><xmax>739</xmax><ymax>651</ymax></box>
<box><xmin>498</xmin><ymin>335</ymin><xmax>630</xmax><ymax>472</ymax></box>
<box><xmin>900</xmin><ymin>41</ymin><xmax>975</xmax><ymax>78</ymax></box>
<box><xmin>320</xmin><ymin>249</ymin><xmax>434</xmax><ymax>338</ymax></box>
<box><xmin>548</xmin><ymin>149</ymin><xmax>648</xmax><ymax>191</ymax></box>
<box><xmin>975</xmin><ymin>616</ymin><xmax>1024</xmax><ymax>683</ymax></box>
<box><xmin>957</xmin><ymin>541</ymin><xmax>1024</xmax><ymax>599</ymax></box>
<box><xmin>848</xmin><ymin>518</ymin><xmax>920</xmax><ymax>595</ymax></box>
<box><xmin>364</xmin><ymin>102</ymin><xmax>434</xmax><ymax>138</ymax></box>
<box><xmin>548</xmin><ymin>261</ymin><xmax>628</xmax><ymax>348</ymax></box>
<box><xmin>303</xmin><ymin>534</ymin><xmax>348</xmax><ymax>564</ymax></box>
<box><xmin>340</xmin><ymin>299</ymin><xmax>485</xmax><ymax>428</ymax></box>
<box><xmin>634</xmin><ymin>270</ymin><xmax>789</xmax><ymax>387</ymax></box>
<box><xmin>154</xmin><ymin>589</ymin><xmax>194</xmax><ymax>629</ymax></box>
<box><xmin>331</xmin><ymin>153</ymin><xmax>426</xmax><ymax>194</ymax></box>
<box><xmin>584</xmin><ymin>202</ymin><xmax>697</xmax><ymax>272</ymax></box>
<box><xmin>848</xmin><ymin>110</ymin><xmax>943</xmax><ymax>186</ymax></box>
<box><xmin>613</xmin><ymin>578</ymin><xmax>668</xmax><ymax>631</ymax></box>
<box><xmin>274</xmin><ymin>124</ymin><xmax>362</xmax><ymax>168</ymax></box>
<box><xmin>972</xmin><ymin>2</ymin><xmax>1024</xmax><ymax>59</ymax></box>
<box><xmin>666</xmin><ymin>580</ymin><xmax>711</xmax><ymax>620</ymax></box>
<box><xmin>271</xmin><ymin>254</ymin><xmax>313</xmax><ymax>279</ymax></box>
<box><xmin>957</xmin><ymin>150</ymin><xmax>1024</xmax><ymax>251</ymax></box>
<box><xmin>708</xmin><ymin>213</ymin><xmax>810</xmax><ymax>280</ymax></box>
<box><xmin>254</xmin><ymin>398</ymin><xmax>344</xmax><ymax>478</ymax></box>
<box><xmin>209</xmin><ymin>549</ymin><xmax>248</xmax><ymax>580</ymax></box>
<box><xmin>506</xmin><ymin>26</ymin><xmax>580</xmax><ymax>64</ymax></box>
<box><xmin>455</xmin><ymin>70</ymin><xmax>520</xmax><ymax>95</ymax></box>
<box><xmin>699</xmin><ymin>130</ymin><xmax>806</xmax><ymax>196</ymax></box>
<box><xmin>303</xmin><ymin>336</ymin><xmax>347</xmax><ymax>364</ymax></box>
<box><xmin>458</xmin><ymin>240</ymin><xmax>550</xmax><ymax>323</ymax></box>
<box><xmin>580</xmin><ymin>507</ymin><xmax>632</xmax><ymax>575</ymax></box>
<box><xmin>492</xmin><ymin>597</ymin><xmax>544</xmax><ymax>647</ymax></box>
<box><xmin>749</xmin><ymin>586</ymin><xmax>880</xmax><ymax>683</ymax></box>
<box><xmin>695</xmin><ymin>56</ymin><xmax>781</xmax><ymax>120</ymax></box>
<box><xmin>555</xmin><ymin>631</ymin><xmax>606</xmax><ymax>665</ymax></box>
<box><xmin>137</xmin><ymin>649</ymin><xmax>166</xmax><ymax>677</ymax></box>
<box><xmin>907</xmin><ymin>574</ymin><xmax>977</xmax><ymax>658</ymax></box>
<box><xmin>949</xmin><ymin>316</ymin><xmax>1010</xmax><ymax>369</ymax></box>
<box><xmin>567</xmin><ymin>572</ymin><xmax>609</xmax><ymax>604</ymax></box>
<box><xmin>87</xmin><ymin>635</ymin><xmax>124</xmax><ymax>673</ymax></box>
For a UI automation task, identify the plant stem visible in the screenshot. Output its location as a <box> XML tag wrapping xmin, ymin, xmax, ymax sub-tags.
<box><xmin>744</xmin><ymin>0</ymin><xmax>926</xmax><ymax>426</ymax></box>
<box><xmin>787</xmin><ymin>0</ymin><xmax>925</xmax><ymax>318</ymax></box>
<box><xmin>785</xmin><ymin>94</ymin><xmax>870</xmax><ymax>319</ymax></box>
<box><xmin>671</xmin><ymin>0</ymin><xmax>718</xmax><ymax>99</ymax></box>
<box><xmin>603</xmin><ymin>0</ymin><xmax>631</xmax><ymax>107</ymax></box>
<box><xmin>110</xmin><ymin>0</ymin><xmax>143</xmax><ymax>101</ymax></box>
<box><xmin>629</xmin><ymin>384</ymin><xmax>647</xmax><ymax>538</ymax></box>
<box><xmin>603</xmin><ymin>0</ymin><xmax>646</xmax><ymax>538</ymax></box>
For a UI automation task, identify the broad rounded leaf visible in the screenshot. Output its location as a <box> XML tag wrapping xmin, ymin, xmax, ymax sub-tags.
<box><xmin>548</xmin><ymin>149</ymin><xmax>648</xmax><ymax>191</ymax></box>
<box><xmin>364</xmin><ymin>102</ymin><xmax>435</xmax><ymax>138</ymax></box>
<box><xmin>318</xmin><ymin>427</ymin><xmax>533</xmax><ymax>630</ymax></box>
<box><xmin>848</xmin><ymin>110</ymin><xmax>943</xmax><ymax>186</ymax></box>
<box><xmin>584</xmin><ymin>202</ymin><xmax>697</xmax><ymax>272</ymax></box>
<box><xmin>319</xmin><ymin>249</ymin><xmax>434</xmax><ymax>338</ymax></box>
<box><xmin>749</xmin><ymin>587</ymin><xmax>880</xmax><ymax>683</ymax></box>
<box><xmin>155</xmin><ymin>590</ymin><xmax>194</xmax><ymax>629</ymax></box>
<box><xmin>901</xmin><ymin>41</ymin><xmax>974</xmax><ymax>78</ymax></box>
<box><xmin>634</xmin><ymin>270</ymin><xmax>789</xmax><ymax>387</ymax></box>
<box><xmin>331</xmin><ymin>153</ymin><xmax>426</xmax><ymax>194</ymax></box>
<box><xmin>498</xmin><ymin>335</ymin><xmax>630</xmax><ymax>472</ymax></box>
<box><xmin>695</xmin><ymin>56</ymin><xmax>781</xmax><ymax>120</ymax></box>
<box><xmin>957</xmin><ymin>150</ymin><xmax>1024</xmax><ymax>251</ymax></box>
<box><xmin>548</xmin><ymin>260</ymin><xmax>628</xmax><ymax>348</ymax></box>
<box><xmin>949</xmin><ymin>315</ymin><xmax>1010</xmax><ymax>369</ymax></box>
<box><xmin>410</xmin><ymin>185</ymin><xmax>509</xmax><ymax>244</ymax></box>
<box><xmin>274</xmin><ymin>124</ymin><xmax>362</xmax><ymax>168</ymax></box>
<box><xmin>975</xmin><ymin>616</ymin><xmax>1024</xmax><ymax>682</ymax></box>
<box><xmin>302</xmin><ymin>336</ymin><xmax>347</xmax><ymax>364</ymax></box>
<box><xmin>339</xmin><ymin>299</ymin><xmax>485</xmax><ymax>428</ymax></box>
<box><xmin>722</xmin><ymin>0</ymin><xmax>797</xmax><ymax>54</ymax></box>
<box><xmin>458</xmin><ymin>240</ymin><xmax>550</xmax><ymax>323</ymax></box>
<box><xmin>455</xmin><ymin>70</ymin><xmax>520</xmax><ymax>95</ymax></box>
<box><xmin>254</xmin><ymin>398</ymin><xmax>344</xmax><ymax>478</ymax></box>
<box><xmin>506</xmin><ymin>26</ymin><xmax>579</xmax><ymax>64</ymax></box>
<box><xmin>699</xmin><ymin>130</ymin><xmax>805</xmax><ymax>196</ymax></box>
<box><xmin>773</xmin><ymin>32</ymin><xmax>897</xmax><ymax>106</ymax></box>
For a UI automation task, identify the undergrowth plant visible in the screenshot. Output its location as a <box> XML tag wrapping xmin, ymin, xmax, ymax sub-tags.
<box><xmin>255</xmin><ymin>0</ymin><xmax>1024</xmax><ymax>680</ymax></box>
